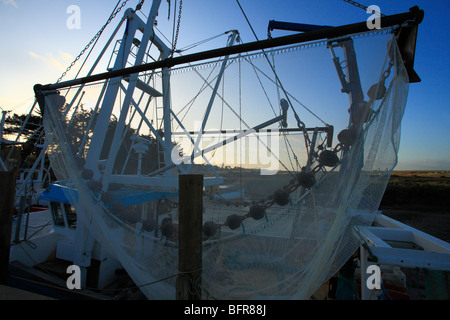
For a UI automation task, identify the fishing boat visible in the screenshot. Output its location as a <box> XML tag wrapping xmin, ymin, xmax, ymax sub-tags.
<box><xmin>5</xmin><ymin>0</ymin><xmax>450</xmax><ymax>300</ymax></box>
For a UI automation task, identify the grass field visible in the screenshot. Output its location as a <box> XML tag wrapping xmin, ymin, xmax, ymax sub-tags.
<box><xmin>380</xmin><ymin>170</ymin><xmax>450</xmax><ymax>242</ymax></box>
<box><xmin>382</xmin><ymin>170</ymin><xmax>450</xmax><ymax>208</ymax></box>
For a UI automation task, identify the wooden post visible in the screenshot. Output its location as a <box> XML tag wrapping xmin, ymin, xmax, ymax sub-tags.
<box><xmin>0</xmin><ymin>171</ymin><xmax>16</xmax><ymax>284</ymax></box>
<box><xmin>176</xmin><ymin>174</ymin><xmax>203</xmax><ymax>300</ymax></box>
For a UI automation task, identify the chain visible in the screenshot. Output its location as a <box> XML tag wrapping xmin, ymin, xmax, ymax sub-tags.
<box><xmin>342</xmin><ymin>0</ymin><xmax>385</xmax><ymax>17</ymax></box>
<box><xmin>343</xmin><ymin>0</ymin><xmax>368</xmax><ymax>12</ymax></box>
<box><xmin>56</xmin><ymin>0</ymin><xmax>131</xmax><ymax>83</ymax></box>
<box><xmin>135</xmin><ymin>0</ymin><xmax>145</xmax><ymax>11</ymax></box>
<box><xmin>171</xmin><ymin>0</ymin><xmax>183</xmax><ymax>57</ymax></box>
<box><xmin>383</xmin><ymin>60</ymin><xmax>394</xmax><ymax>80</ymax></box>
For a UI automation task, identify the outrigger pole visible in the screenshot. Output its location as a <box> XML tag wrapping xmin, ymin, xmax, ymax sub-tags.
<box><xmin>34</xmin><ymin>6</ymin><xmax>423</xmax><ymax>95</ymax></box>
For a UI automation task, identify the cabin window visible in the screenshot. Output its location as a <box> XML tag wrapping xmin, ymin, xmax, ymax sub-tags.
<box><xmin>50</xmin><ymin>202</ymin><xmax>65</xmax><ymax>227</ymax></box>
<box><xmin>64</xmin><ymin>204</ymin><xmax>77</xmax><ymax>229</ymax></box>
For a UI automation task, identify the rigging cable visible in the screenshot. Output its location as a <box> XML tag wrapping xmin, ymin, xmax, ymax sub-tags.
<box><xmin>234</xmin><ymin>0</ymin><xmax>328</xmax><ymax>128</ymax></box>
<box><xmin>158</xmin><ymin>11</ymin><xmax>295</xmax><ymax>176</ymax></box>
<box><xmin>71</xmin><ymin>1</ymin><xmax>122</xmax><ymax>81</ymax></box>
<box><xmin>238</xmin><ymin>49</ymin><xmax>243</xmax><ymax>200</ymax></box>
<box><xmin>234</xmin><ymin>0</ymin><xmax>324</xmax><ymax>169</ymax></box>
<box><xmin>272</xmin><ymin>51</ymin><xmax>299</xmax><ymax>172</ymax></box>
<box><xmin>175</xmin><ymin>32</ymin><xmax>228</xmax><ymax>53</ymax></box>
<box><xmin>235</xmin><ymin>0</ymin><xmax>320</xmax><ymax>173</ymax></box>
<box><xmin>56</xmin><ymin>0</ymin><xmax>133</xmax><ymax>83</ymax></box>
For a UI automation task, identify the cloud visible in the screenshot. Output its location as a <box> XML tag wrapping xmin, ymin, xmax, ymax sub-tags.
<box><xmin>2</xmin><ymin>0</ymin><xmax>18</xmax><ymax>8</ymax></box>
<box><xmin>28</xmin><ymin>51</ymin><xmax>74</xmax><ymax>72</ymax></box>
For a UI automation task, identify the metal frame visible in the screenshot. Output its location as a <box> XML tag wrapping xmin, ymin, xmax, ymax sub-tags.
<box><xmin>34</xmin><ymin>6</ymin><xmax>424</xmax><ymax>93</ymax></box>
<box><xmin>360</xmin><ymin>213</ymin><xmax>450</xmax><ymax>269</ymax></box>
<box><xmin>358</xmin><ymin>213</ymin><xmax>450</xmax><ymax>300</ymax></box>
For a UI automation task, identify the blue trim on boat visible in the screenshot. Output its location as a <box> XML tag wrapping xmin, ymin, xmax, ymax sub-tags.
<box><xmin>39</xmin><ymin>183</ymin><xmax>177</xmax><ymax>206</ymax></box>
<box><xmin>39</xmin><ymin>184</ymin><xmax>78</xmax><ymax>204</ymax></box>
<box><xmin>111</xmin><ymin>190</ymin><xmax>178</xmax><ymax>206</ymax></box>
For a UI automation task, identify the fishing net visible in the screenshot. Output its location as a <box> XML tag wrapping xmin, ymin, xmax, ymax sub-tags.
<box><xmin>42</xmin><ymin>27</ymin><xmax>409</xmax><ymax>299</ymax></box>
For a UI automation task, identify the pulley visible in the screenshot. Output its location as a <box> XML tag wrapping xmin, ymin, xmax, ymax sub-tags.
<box><xmin>226</xmin><ymin>214</ymin><xmax>242</xmax><ymax>230</ymax></box>
<box><xmin>248</xmin><ymin>204</ymin><xmax>266</xmax><ymax>220</ymax></box>
<box><xmin>297</xmin><ymin>171</ymin><xmax>316</xmax><ymax>189</ymax></box>
<box><xmin>203</xmin><ymin>221</ymin><xmax>218</xmax><ymax>237</ymax></box>
<box><xmin>367</xmin><ymin>83</ymin><xmax>386</xmax><ymax>100</ymax></box>
<box><xmin>319</xmin><ymin>150</ymin><xmax>339</xmax><ymax>167</ymax></box>
<box><xmin>338</xmin><ymin>125</ymin><xmax>357</xmax><ymax>146</ymax></box>
<box><xmin>273</xmin><ymin>189</ymin><xmax>290</xmax><ymax>206</ymax></box>
<box><xmin>280</xmin><ymin>98</ymin><xmax>289</xmax><ymax>128</ymax></box>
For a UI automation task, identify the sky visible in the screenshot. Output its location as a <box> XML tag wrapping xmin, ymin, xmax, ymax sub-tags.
<box><xmin>0</xmin><ymin>0</ymin><xmax>449</xmax><ymax>170</ymax></box>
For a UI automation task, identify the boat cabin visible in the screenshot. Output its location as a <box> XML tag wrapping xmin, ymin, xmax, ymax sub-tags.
<box><xmin>40</xmin><ymin>183</ymin><xmax>78</xmax><ymax>237</ymax></box>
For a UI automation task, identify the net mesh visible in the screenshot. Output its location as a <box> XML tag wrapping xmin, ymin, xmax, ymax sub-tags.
<box><xmin>42</xmin><ymin>28</ymin><xmax>409</xmax><ymax>299</ymax></box>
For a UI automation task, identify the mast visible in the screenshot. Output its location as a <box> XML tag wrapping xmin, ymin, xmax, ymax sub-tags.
<box><xmin>80</xmin><ymin>1</ymin><xmax>171</xmax><ymax>186</ymax></box>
